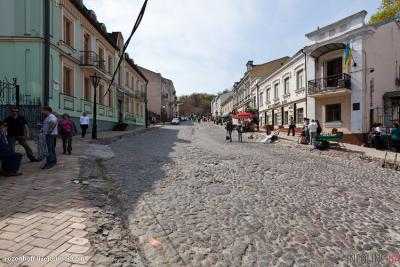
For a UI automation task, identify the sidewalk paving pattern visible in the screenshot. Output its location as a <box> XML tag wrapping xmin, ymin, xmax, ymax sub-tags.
<box><xmin>0</xmin><ymin>128</ymin><xmax>148</xmax><ymax>267</ymax></box>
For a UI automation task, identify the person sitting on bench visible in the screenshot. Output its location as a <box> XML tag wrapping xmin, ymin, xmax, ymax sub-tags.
<box><xmin>0</xmin><ymin>121</ymin><xmax>23</xmax><ymax>177</ymax></box>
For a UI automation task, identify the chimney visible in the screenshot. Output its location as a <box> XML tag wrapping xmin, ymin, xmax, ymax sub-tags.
<box><xmin>246</xmin><ymin>60</ymin><xmax>254</xmax><ymax>71</ymax></box>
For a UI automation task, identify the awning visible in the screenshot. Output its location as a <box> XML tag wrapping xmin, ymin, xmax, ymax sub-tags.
<box><xmin>310</xmin><ymin>43</ymin><xmax>346</xmax><ymax>58</ymax></box>
<box><xmin>233</xmin><ymin>112</ymin><xmax>253</xmax><ymax>120</ymax></box>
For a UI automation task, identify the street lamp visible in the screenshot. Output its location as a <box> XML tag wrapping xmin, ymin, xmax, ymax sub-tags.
<box><xmin>90</xmin><ymin>73</ymin><xmax>101</xmax><ymax>139</ymax></box>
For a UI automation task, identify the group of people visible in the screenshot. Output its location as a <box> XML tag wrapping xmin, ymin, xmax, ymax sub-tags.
<box><xmin>0</xmin><ymin>107</ymin><xmax>91</xmax><ymax>177</ymax></box>
<box><xmin>299</xmin><ymin>118</ymin><xmax>322</xmax><ymax>146</ymax></box>
<box><xmin>369</xmin><ymin>122</ymin><xmax>400</xmax><ymax>151</ymax></box>
<box><xmin>225</xmin><ymin>120</ymin><xmax>244</xmax><ymax>143</ymax></box>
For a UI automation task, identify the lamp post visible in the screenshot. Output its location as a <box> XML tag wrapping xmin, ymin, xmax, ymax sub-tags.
<box><xmin>90</xmin><ymin>73</ymin><xmax>101</xmax><ymax>139</ymax></box>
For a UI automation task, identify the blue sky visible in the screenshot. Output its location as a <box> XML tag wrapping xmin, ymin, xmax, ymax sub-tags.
<box><xmin>84</xmin><ymin>0</ymin><xmax>380</xmax><ymax>96</ymax></box>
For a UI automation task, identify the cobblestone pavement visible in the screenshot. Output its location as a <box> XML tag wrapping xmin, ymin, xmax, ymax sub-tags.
<box><xmin>105</xmin><ymin>122</ymin><xmax>400</xmax><ymax>266</ymax></box>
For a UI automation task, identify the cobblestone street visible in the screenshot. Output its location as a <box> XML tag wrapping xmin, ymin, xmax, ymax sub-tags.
<box><xmin>102</xmin><ymin>122</ymin><xmax>400</xmax><ymax>266</ymax></box>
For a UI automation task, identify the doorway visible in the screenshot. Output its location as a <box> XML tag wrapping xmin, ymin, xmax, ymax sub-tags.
<box><xmin>326</xmin><ymin>57</ymin><xmax>342</xmax><ymax>87</ymax></box>
<box><xmin>118</xmin><ymin>99</ymin><xmax>123</xmax><ymax>122</ymax></box>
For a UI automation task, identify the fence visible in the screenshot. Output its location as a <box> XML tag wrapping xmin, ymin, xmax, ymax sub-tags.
<box><xmin>0</xmin><ymin>78</ymin><xmax>42</xmax><ymax>135</ymax></box>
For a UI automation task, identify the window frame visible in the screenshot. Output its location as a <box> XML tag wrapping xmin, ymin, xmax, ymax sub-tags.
<box><xmin>63</xmin><ymin>16</ymin><xmax>74</xmax><ymax>47</ymax></box>
<box><xmin>63</xmin><ymin>66</ymin><xmax>74</xmax><ymax>96</ymax></box>
<box><xmin>274</xmin><ymin>83</ymin><xmax>279</xmax><ymax>100</ymax></box>
<box><xmin>296</xmin><ymin>69</ymin><xmax>304</xmax><ymax>91</ymax></box>
<box><xmin>325</xmin><ymin>103</ymin><xmax>341</xmax><ymax>122</ymax></box>
<box><xmin>284</xmin><ymin>77</ymin><xmax>290</xmax><ymax>95</ymax></box>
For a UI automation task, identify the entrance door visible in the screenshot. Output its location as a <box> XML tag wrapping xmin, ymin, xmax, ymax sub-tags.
<box><xmin>118</xmin><ymin>99</ymin><xmax>123</xmax><ymax>122</ymax></box>
<box><xmin>84</xmin><ymin>34</ymin><xmax>90</xmax><ymax>64</ymax></box>
<box><xmin>326</xmin><ymin>57</ymin><xmax>342</xmax><ymax>87</ymax></box>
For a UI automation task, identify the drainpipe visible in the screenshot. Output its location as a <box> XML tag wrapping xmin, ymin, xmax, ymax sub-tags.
<box><xmin>301</xmin><ymin>49</ymin><xmax>308</xmax><ymax>118</ymax></box>
<box><xmin>145</xmin><ymin>81</ymin><xmax>149</xmax><ymax>128</ymax></box>
<box><xmin>43</xmin><ymin>0</ymin><xmax>50</xmax><ymax>106</ymax></box>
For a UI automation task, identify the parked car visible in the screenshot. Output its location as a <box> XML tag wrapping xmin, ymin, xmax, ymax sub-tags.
<box><xmin>171</xmin><ymin>118</ymin><xmax>180</xmax><ymax>125</ymax></box>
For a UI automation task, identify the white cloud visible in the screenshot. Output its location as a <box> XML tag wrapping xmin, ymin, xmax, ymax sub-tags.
<box><xmin>84</xmin><ymin>0</ymin><xmax>379</xmax><ymax>96</ymax></box>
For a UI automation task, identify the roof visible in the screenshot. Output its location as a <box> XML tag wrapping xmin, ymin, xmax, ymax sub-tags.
<box><xmin>124</xmin><ymin>55</ymin><xmax>148</xmax><ymax>83</ymax></box>
<box><xmin>70</xmin><ymin>0</ymin><xmax>120</xmax><ymax>50</ymax></box>
<box><xmin>249</xmin><ymin>57</ymin><xmax>290</xmax><ymax>79</ymax></box>
<box><xmin>306</xmin><ymin>10</ymin><xmax>367</xmax><ymax>38</ymax></box>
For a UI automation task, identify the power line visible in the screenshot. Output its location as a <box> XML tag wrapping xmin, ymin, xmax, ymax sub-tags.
<box><xmin>105</xmin><ymin>0</ymin><xmax>149</xmax><ymax>96</ymax></box>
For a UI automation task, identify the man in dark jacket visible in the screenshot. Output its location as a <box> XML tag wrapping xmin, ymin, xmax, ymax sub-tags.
<box><xmin>225</xmin><ymin>120</ymin><xmax>234</xmax><ymax>142</ymax></box>
<box><xmin>0</xmin><ymin>121</ymin><xmax>23</xmax><ymax>176</ymax></box>
<box><xmin>4</xmin><ymin>106</ymin><xmax>38</xmax><ymax>162</ymax></box>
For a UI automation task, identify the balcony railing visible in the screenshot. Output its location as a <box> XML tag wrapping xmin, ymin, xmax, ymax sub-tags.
<box><xmin>308</xmin><ymin>73</ymin><xmax>351</xmax><ymax>95</ymax></box>
<box><xmin>80</xmin><ymin>51</ymin><xmax>106</xmax><ymax>71</ymax></box>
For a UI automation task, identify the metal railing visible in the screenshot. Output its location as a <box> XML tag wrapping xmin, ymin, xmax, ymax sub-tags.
<box><xmin>308</xmin><ymin>73</ymin><xmax>351</xmax><ymax>95</ymax></box>
<box><xmin>80</xmin><ymin>51</ymin><xmax>106</xmax><ymax>71</ymax></box>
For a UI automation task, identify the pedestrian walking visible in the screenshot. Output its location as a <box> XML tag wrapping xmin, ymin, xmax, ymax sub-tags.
<box><xmin>308</xmin><ymin>119</ymin><xmax>318</xmax><ymax>146</ymax></box>
<box><xmin>4</xmin><ymin>106</ymin><xmax>39</xmax><ymax>162</ymax></box>
<box><xmin>79</xmin><ymin>112</ymin><xmax>90</xmax><ymax>138</ymax></box>
<box><xmin>237</xmin><ymin>123</ymin><xmax>243</xmax><ymax>143</ymax></box>
<box><xmin>225</xmin><ymin>119</ymin><xmax>233</xmax><ymax>142</ymax></box>
<box><xmin>59</xmin><ymin>114</ymin><xmax>76</xmax><ymax>155</ymax></box>
<box><xmin>303</xmin><ymin>118</ymin><xmax>310</xmax><ymax>144</ymax></box>
<box><xmin>41</xmin><ymin>106</ymin><xmax>58</xmax><ymax>169</ymax></box>
<box><xmin>0</xmin><ymin>121</ymin><xmax>23</xmax><ymax>177</ymax></box>
<box><xmin>288</xmin><ymin>116</ymin><xmax>296</xmax><ymax>136</ymax></box>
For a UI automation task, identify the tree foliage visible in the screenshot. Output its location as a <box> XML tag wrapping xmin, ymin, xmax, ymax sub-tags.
<box><xmin>370</xmin><ymin>0</ymin><xmax>400</xmax><ymax>24</ymax></box>
<box><xmin>178</xmin><ymin>93</ymin><xmax>215</xmax><ymax>116</ymax></box>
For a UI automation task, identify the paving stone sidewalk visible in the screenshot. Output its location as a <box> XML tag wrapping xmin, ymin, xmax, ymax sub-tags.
<box><xmin>0</xmin><ymin>127</ymin><xmax>150</xmax><ymax>267</ymax></box>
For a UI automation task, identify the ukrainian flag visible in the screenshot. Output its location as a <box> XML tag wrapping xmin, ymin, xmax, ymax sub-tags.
<box><xmin>344</xmin><ymin>44</ymin><xmax>352</xmax><ymax>66</ymax></box>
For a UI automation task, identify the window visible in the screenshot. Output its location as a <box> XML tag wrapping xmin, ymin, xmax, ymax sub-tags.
<box><xmin>284</xmin><ymin>78</ymin><xmax>290</xmax><ymax>95</ymax></box>
<box><xmin>266</xmin><ymin>88</ymin><xmax>270</xmax><ymax>102</ymax></box>
<box><xmin>63</xmin><ymin>17</ymin><xmax>73</xmax><ymax>47</ymax></box>
<box><xmin>274</xmin><ymin>83</ymin><xmax>279</xmax><ymax>99</ymax></box>
<box><xmin>108</xmin><ymin>90</ymin><xmax>113</xmax><ymax>107</ymax></box>
<box><xmin>98</xmin><ymin>48</ymin><xmax>105</xmax><ymax>70</ymax></box>
<box><xmin>283</xmin><ymin>111</ymin><xmax>289</xmax><ymax>125</ymax></box>
<box><xmin>131</xmin><ymin>77</ymin><xmax>135</xmax><ymax>90</ymax></box>
<box><xmin>99</xmin><ymin>84</ymin><xmax>104</xmax><ymax>105</ymax></box>
<box><xmin>296</xmin><ymin>69</ymin><xmax>304</xmax><ymax>90</ymax></box>
<box><xmin>63</xmin><ymin>66</ymin><xmax>73</xmax><ymax>96</ymax></box>
<box><xmin>125</xmin><ymin>72</ymin><xmax>129</xmax><ymax>87</ymax></box>
<box><xmin>108</xmin><ymin>56</ymin><xmax>113</xmax><ymax>73</ymax></box>
<box><xmin>326</xmin><ymin>104</ymin><xmax>341</xmax><ymax>122</ymax></box>
<box><xmin>296</xmin><ymin>108</ymin><xmax>304</xmax><ymax>124</ymax></box>
<box><xmin>259</xmin><ymin>92</ymin><xmax>264</xmax><ymax>107</ymax></box>
<box><xmin>84</xmin><ymin>77</ymin><xmax>91</xmax><ymax>101</ymax></box>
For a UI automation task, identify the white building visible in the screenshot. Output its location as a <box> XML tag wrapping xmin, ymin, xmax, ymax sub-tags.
<box><xmin>304</xmin><ymin>11</ymin><xmax>400</xmax><ymax>142</ymax></box>
<box><xmin>211</xmin><ymin>90</ymin><xmax>233</xmax><ymax>119</ymax></box>
<box><xmin>258</xmin><ymin>50</ymin><xmax>307</xmax><ymax>129</ymax></box>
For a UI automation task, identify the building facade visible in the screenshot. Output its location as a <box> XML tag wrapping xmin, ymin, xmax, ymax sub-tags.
<box><xmin>232</xmin><ymin>58</ymin><xmax>289</xmax><ymax>113</ymax></box>
<box><xmin>0</xmin><ymin>0</ymin><xmax>147</xmax><ymax>130</ymax></box>
<box><xmin>211</xmin><ymin>90</ymin><xmax>233</xmax><ymax>119</ymax></box>
<box><xmin>305</xmin><ymin>11</ymin><xmax>400</xmax><ymax>137</ymax></box>
<box><xmin>258</xmin><ymin>51</ymin><xmax>307</xmax><ymax>129</ymax></box>
<box><xmin>139</xmin><ymin>66</ymin><xmax>177</xmax><ymax>122</ymax></box>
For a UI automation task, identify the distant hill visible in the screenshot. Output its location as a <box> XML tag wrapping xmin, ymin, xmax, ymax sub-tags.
<box><xmin>178</xmin><ymin>93</ymin><xmax>215</xmax><ymax>116</ymax></box>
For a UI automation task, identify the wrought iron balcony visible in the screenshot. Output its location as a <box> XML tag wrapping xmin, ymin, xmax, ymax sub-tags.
<box><xmin>80</xmin><ymin>51</ymin><xmax>106</xmax><ymax>71</ymax></box>
<box><xmin>308</xmin><ymin>73</ymin><xmax>351</xmax><ymax>95</ymax></box>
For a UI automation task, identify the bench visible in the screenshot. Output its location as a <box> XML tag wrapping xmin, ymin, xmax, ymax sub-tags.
<box><xmin>316</xmin><ymin>132</ymin><xmax>344</xmax><ymax>148</ymax></box>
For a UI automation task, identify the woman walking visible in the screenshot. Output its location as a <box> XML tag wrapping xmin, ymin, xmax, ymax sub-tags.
<box><xmin>59</xmin><ymin>114</ymin><xmax>76</xmax><ymax>155</ymax></box>
<box><xmin>80</xmin><ymin>112</ymin><xmax>90</xmax><ymax>138</ymax></box>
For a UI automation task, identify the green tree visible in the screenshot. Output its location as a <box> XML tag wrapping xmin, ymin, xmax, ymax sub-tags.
<box><xmin>370</xmin><ymin>0</ymin><xmax>400</xmax><ymax>24</ymax></box>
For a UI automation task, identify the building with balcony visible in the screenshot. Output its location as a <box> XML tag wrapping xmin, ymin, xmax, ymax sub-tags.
<box><xmin>258</xmin><ymin>50</ymin><xmax>307</xmax><ymax>129</ymax></box>
<box><xmin>305</xmin><ymin>11</ymin><xmax>400</xmax><ymax>137</ymax></box>
<box><xmin>0</xmin><ymin>0</ymin><xmax>147</xmax><ymax>131</ymax></box>
<box><xmin>232</xmin><ymin>58</ymin><xmax>289</xmax><ymax>113</ymax></box>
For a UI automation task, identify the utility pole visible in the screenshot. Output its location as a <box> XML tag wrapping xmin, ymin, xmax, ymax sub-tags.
<box><xmin>43</xmin><ymin>0</ymin><xmax>50</xmax><ymax>106</ymax></box>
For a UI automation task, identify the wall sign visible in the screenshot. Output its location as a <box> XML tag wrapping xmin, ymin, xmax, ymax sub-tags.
<box><xmin>353</xmin><ymin>103</ymin><xmax>360</xmax><ymax>111</ymax></box>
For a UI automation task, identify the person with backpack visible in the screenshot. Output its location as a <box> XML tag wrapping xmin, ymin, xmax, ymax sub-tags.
<box><xmin>59</xmin><ymin>114</ymin><xmax>76</xmax><ymax>155</ymax></box>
